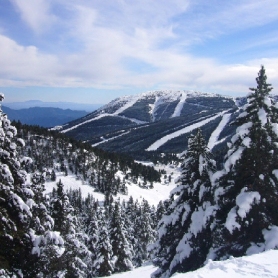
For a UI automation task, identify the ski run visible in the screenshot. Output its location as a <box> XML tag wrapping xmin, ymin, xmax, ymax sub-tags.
<box><xmin>146</xmin><ymin>110</ymin><xmax>230</xmax><ymax>151</ymax></box>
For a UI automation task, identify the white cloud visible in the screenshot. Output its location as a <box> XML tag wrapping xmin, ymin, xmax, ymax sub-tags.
<box><xmin>1</xmin><ymin>0</ymin><xmax>278</xmax><ymax>97</ymax></box>
<box><xmin>10</xmin><ymin>0</ymin><xmax>56</xmax><ymax>33</ymax></box>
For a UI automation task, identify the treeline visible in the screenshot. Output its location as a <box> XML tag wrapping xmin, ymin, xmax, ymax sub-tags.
<box><xmin>13</xmin><ymin>121</ymin><xmax>161</xmax><ymax>195</ymax></box>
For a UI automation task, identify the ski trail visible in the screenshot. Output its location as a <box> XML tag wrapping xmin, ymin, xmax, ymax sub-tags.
<box><xmin>92</xmin><ymin>131</ymin><xmax>131</xmax><ymax>147</ymax></box>
<box><xmin>146</xmin><ymin>111</ymin><xmax>228</xmax><ymax>151</ymax></box>
<box><xmin>113</xmin><ymin>95</ymin><xmax>139</xmax><ymax>115</ymax></box>
<box><xmin>151</xmin><ymin>97</ymin><xmax>164</xmax><ymax>122</ymax></box>
<box><xmin>61</xmin><ymin>114</ymin><xmax>107</xmax><ymax>133</ymax></box>
<box><xmin>62</xmin><ymin>96</ymin><xmax>139</xmax><ymax>133</ymax></box>
<box><xmin>207</xmin><ymin>113</ymin><xmax>231</xmax><ymax>150</ymax></box>
<box><xmin>171</xmin><ymin>92</ymin><xmax>188</xmax><ymax>118</ymax></box>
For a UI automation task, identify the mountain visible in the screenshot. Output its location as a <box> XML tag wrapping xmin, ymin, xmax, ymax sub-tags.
<box><xmin>2</xmin><ymin>106</ymin><xmax>89</xmax><ymax>128</ymax></box>
<box><xmin>57</xmin><ymin>90</ymin><xmax>241</xmax><ymax>160</ymax></box>
<box><xmin>4</xmin><ymin>100</ymin><xmax>102</xmax><ymax>112</ymax></box>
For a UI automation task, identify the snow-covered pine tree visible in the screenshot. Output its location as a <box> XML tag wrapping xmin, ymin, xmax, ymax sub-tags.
<box><xmin>83</xmin><ymin>199</ymin><xmax>99</xmax><ymax>274</ymax></box>
<box><xmin>50</xmin><ymin>180</ymin><xmax>91</xmax><ymax>277</ymax></box>
<box><xmin>93</xmin><ymin>214</ymin><xmax>114</xmax><ymax>277</ymax></box>
<box><xmin>27</xmin><ymin>171</ymin><xmax>65</xmax><ymax>277</ymax></box>
<box><xmin>0</xmin><ymin>94</ymin><xmax>37</xmax><ymax>276</ymax></box>
<box><xmin>133</xmin><ymin>200</ymin><xmax>155</xmax><ymax>266</ymax></box>
<box><xmin>150</xmin><ymin>129</ymin><xmax>216</xmax><ymax>278</ymax></box>
<box><xmin>109</xmin><ymin>201</ymin><xmax>133</xmax><ymax>273</ymax></box>
<box><xmin>212</xmin><ymin>66</ymin><xmax>278</xmax><ymax>259</ymax></box>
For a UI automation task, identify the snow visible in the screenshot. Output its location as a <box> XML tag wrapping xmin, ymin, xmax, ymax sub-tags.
<box><xmin>258</xmin><ymin>108</ymin><xmax>267</xmax><ymax>126</ymax></box>
<box><xmin>101</xmin><ymin>250</ymin><xmax>278</xmax><ymax>278</ymax></box>
<box><xmin>208</xmin><ymin>113</ymin><xmax>231</xmax><ymax>150</ymax></box>
<box><xmin>146</xmin><ymin>111</ymin><xmax>229</xmax><ymax>151</ymax></box>
<box><xmin>171</xmin><ymin>93</ymin><xmax>188</xmax><ymax>118</ymax></box>
<box><xmin>44</xmin><ymin>163</ymin><xmax>178</xmax><ymax>206</ymax></box>
<box><xmin>225</xmin><ymin>188</ymin><xmax>261</xmax><ymax>233</ymax></box>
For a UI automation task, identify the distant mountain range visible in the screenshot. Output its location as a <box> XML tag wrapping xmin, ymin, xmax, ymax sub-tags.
<box><xmin>2</xmin><ymin>106</ymin><xmax>89</xmax><ymax>128</ymax></box>
<box><xmin>4</xmin><ymin>100</ymin><xmax>102</xmax><ymax>112</ymax></box>
<box><xmin>56</xmin><ymin>90</ymin><xmax>246</xmax><ymax>160</ymax></box>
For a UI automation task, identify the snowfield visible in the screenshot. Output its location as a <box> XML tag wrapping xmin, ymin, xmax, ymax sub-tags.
<box><xmin>44</xmin><ymin>163</ymin><xmax>179</xmax><ymax>206</ymax></box>
<box><xmin>102</xmin><ymin>250</ymin><xmax>278</xmax><ymax>278</ymax></box>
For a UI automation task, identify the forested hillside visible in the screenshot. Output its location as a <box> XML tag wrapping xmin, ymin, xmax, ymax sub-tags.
<box><xmin>0</xmin><ymin>97</ymin><xmax>163</xmax><ymax>277</ymax></box>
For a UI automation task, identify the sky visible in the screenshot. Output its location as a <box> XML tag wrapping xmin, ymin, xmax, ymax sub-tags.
<box><xmin>0</xmin><ymin>0</ymin><xmax>278</xmax><ymax>105</ymax></box>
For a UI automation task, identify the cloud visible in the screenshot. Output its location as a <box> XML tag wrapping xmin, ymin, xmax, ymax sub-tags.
<box><xmin>10</xmin><ymin>0</ymin><xmax>56</xmax><ymax>33</ymax></box>
<box><xmin>1</xmin><ymin>0</ymin><xmax>278</xmax><ymax>97</ymax></box>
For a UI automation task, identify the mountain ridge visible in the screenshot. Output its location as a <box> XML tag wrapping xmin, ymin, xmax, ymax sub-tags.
<box><xmin>55</xmin><ymin>90</ymin><xmax>240</xmax><ymax>160</ymax></box>
<box><xmin>2</xmin><ymin>106</ymin><xmax>89</xmax><ymax>128</ymax></box>
<box><xmin>4</xmin><ymin>100</ymin><xmax>102</xmax><ymax>112</ymax></box>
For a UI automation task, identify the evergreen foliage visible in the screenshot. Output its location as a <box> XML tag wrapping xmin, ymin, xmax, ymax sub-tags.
<box><xmin>150</xmin><ymin>129</ymin><xmax>216</xmax><ymax>277</ymax></box>
<box><xmin>93</xmin><ymin>216</ymin><xmax>114</xmax><ymax>277</ymax></box>
<box><xmin>109</xmin><ymin>201</ymin><xmax>133</xmax><ymax>273</ymax></box>
<box><xmin>212</xmin><ymin>66</ymin><xmax>278</xmax><ymax>259</ymax></box>
<box><xmin>0</xmin><ymin>94</ymin><xmax>63</xmax><ymax>277</ymax></box>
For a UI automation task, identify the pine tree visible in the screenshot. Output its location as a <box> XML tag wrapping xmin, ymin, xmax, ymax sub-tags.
<box><xmin>27</xmin><ymin>171</ymin><xmax>65</xmax><ymax>277</ymax></box>
<box><xmin>50</xmin><ymin>180</ymin><xmax>91</xmax><ymax>277</ymax></box>
<box><xmin>151</xmin><ymin>129</ymin><xmax>216</xmax><ymax>277</ymax></box>
<box><xmin>0</xmin><ymin>94</ymin><xmax>36</xmax><ymax>275</ymax></box>
<box><xmin>213</xmin><ymin>66</ymin><xmax>278</xmax><ymax>259</ymax></box>
<box><xmin>133</xmin><ymin>200</ymin><xmax>155</xmax><ymax>266</ymax></box>
<box><xmin>109</xmin><ymin>201</ymin><xmax>133</xmax><ymax>273</ymax></box>
<box><xmin>93</xmin><ymin>215</ymin><xmax>114</xmax><ymax>277</ymax></box>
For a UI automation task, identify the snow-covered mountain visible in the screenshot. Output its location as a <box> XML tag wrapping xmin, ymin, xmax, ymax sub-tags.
<box><xmin>57</xmin><ymin>90</ymin><xmax>239</xmax><ymax>159</ymax></box>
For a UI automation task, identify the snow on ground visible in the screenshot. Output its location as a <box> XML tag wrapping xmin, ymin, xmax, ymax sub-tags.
<box><xmin>146</xmin><ymin>111</ymin><xmax>229</xmax><ymax>151</ymax></box>
<box><xmin>102</xmin><ymin>250</ymin><xmax>278</xmax><ymax>278</ymax></box>
<box><xmin>44</xmin><ymin>172</ymin><xmax>105</xmax><ymax>202</ymax></box>
<box><xmin>171</xmin><ymin>93</ymin><xmax>188</xmax><ymax>118</ymax></box>
<box><xmin>207</xmin><ymin>113</ymin><xmax>231</xmax><ymax>150</ymax></box>
<box><xmin>44</xmin><ymin>163</ymin><xmax>179</xmax><ymax>206</ymax></box>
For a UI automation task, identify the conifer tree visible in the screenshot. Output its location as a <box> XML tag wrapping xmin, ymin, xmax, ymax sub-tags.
<box><xmin>151</xmin><ymin>129</ymin><xmax>216</xmax><ymax>277</ymax></box>
<box><xmin>133</xmin><ymin>200</ymin><xmax>155</xmax><ymax>266</ymax></box>
<box><xmin>51</xmin><ymin>180</ymin><xmax>91</xmax><ymax>277</ymax></box>
<box><xmin>0</xmin><ymin>94</ymin><xmax>38</xmax><ymax>275</ymax></box>
<box><xmin>110</xmin><ymin>201</ymin><xmax>133</xmax><ymax>273</ymax></box>
<box><xmin>93</xmin><ymin>215</ymin><xmax>114</xmax><ymax>277</ymax></box>
<box><xmin>27</xmin><ymin>172</ymin><xmax>65</xmax><ymax>277</ymax></box>
<box><xmin>213</xmin><ymin>66</ymin><xmax>278</xmax><ymax>259</ymax></box>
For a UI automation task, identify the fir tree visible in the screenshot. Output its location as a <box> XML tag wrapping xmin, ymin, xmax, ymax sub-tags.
<box><xmin>133</xmin><ymin>200</ymin><xmax>155</xmax><ymax>266</ymax></box>
<box><xmin>0</xmin><ymin>94</ymin><xmax>36</xmax><ymax>275</ymax></box>
<box><xmin>151</xmin><ymin>129</ymin><xmax>216</xmax><ymax>277</ymax></box>
<box><xmin>93</xmin><ymin>215</ymin><xmax>114</xmax><ymax>277</ymax></box>
<box><xmin>110</xmin><ymin>201</ymin><xmax>133</xmax><ymax>273</ymax></box>
<box><xmin>51</xmin><ymin>180</ymin><xmax>91</xmax><ymax>277</ymax></box>
<box><xmin>28</xmin><ymin>171</ymin><xmax>65</xmax><ymax>277</ymax></box>
<box><xmin>213</xmin><ymin>66</ymin><xmax>278</xmax><ymax>259</ymax></box>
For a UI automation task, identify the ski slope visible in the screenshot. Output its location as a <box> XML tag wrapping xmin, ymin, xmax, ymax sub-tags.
<box><xmin>207</xmin><ymin>113</ymin><xmax>231</xmax><ymax>150</ymax></box>
<box><xmin>171</xmin><ymin>93</ymin><xmax>187</xmax><ymax>118</ymax></box>
<box><xmin>146</xmin><ymin>111</ymin><xmax>228</xmax><ymax>151</ymax></box>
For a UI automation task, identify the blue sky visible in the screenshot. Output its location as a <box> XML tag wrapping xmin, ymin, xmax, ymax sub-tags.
<box><xmin>0</xmin><ymin>0</ymin><xmax>278</xmax><ymax>104</ymax></box>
